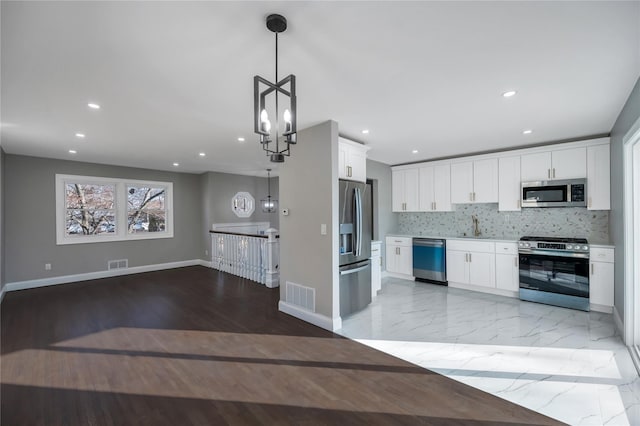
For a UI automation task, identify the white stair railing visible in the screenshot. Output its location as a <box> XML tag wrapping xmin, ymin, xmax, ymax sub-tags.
<box><xmin>210</xmin><ymin>228</ymin><xmax>279</xmax><ymax>288</ymax></box>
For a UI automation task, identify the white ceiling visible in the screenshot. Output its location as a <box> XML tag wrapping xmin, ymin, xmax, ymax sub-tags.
<box><xmin>1</xmin><ymin>1</ymin><xmax>639</xmax><ymax>176</ymax></box>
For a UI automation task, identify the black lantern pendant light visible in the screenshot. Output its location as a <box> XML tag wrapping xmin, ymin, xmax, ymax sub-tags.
<box><xmin>261</xmin><ymin>169</ymin><xmax>278</xmax><ymax>213</ymax></box>
<box><xmin>254</xmin><ymin>14</ymin><xmax>297</xmax><ymax>163</ymax></box>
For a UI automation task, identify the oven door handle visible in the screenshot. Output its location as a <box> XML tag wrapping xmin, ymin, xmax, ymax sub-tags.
<box><xmin>519</xmin><ymin>250</ymin><xmax>589</xmax><ymax>259</ymax></box>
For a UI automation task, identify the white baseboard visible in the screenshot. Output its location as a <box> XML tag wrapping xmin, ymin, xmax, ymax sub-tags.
<box><xmin>278</xmin><ymin>300</ymin><xmax>342</xmax><ymax>332</ymax></box>
<box><xmin>590</xmin><ymin>303</ymin><xmax>614</xmax><ymax>314</ymax></box>
<box><xmin>614</xmin><ymin>305</ymin><xmax>625</xmax><ymax>338</ymax></box>
<box><xmin>629</xmin><ymin>345</ymin><xmax>640</xmax><ymax>376</ymax></box>
<box><xmin>448</xmin><ymin>281</ymin><xmax>518</xmax><ymax>299</ymax></box>
<box><xmin>385</xmin><ymin>272</ymin><xmax>415</xmax><ymax>281</ymax></box>
<box><xmin>4</xmin><ymin>259</ymin><xmax>210</xmax><ymax>293</ymax></box>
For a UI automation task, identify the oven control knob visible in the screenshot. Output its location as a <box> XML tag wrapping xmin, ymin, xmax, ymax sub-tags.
<box><xmin>582</xmin><ymin>245</ymin><xmax>589</xmax><ymax>251</ymax></box>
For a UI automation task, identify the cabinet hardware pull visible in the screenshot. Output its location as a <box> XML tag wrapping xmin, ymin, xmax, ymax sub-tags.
<box><xmin>396</xmin><ymin>247</ymin><xmax>400</xmax><ymax>255</ymax></box>
<box><xmin>553</xmin><ymin>168</ymin><xmax>556</xmax><ymax>178</ymax></box>
<box><xmin>514</xmin><ymin>257</ymin><xmax>518</xmax><ymax>267</ymax></box>
<box><xmin>469</xmin><ymin>253</ymin><xmax>472</xmax><ymax>262</ymax></box>
<box><xmin>588</xmin><ymin>197</ymin><xmax>592</xmax><ymax>208</ymax></box>
<box><xmin>548</xmin><ymin>169</ymin><xmax>551</xmax><ymax>178</ymax></box>
<box><xmin>591</xmin><ymin>263</ymin><xmax>594</xmax><ymax>275</ymax></box>
<box><xmin>434</xmin><ymin>201</ymin><xmax>436</xmax><ymax>210</ymax></box>
<box><xmin>473</xmin><ymin>192</ymin><xmax>476</xmax><ymax>201</ymax></box>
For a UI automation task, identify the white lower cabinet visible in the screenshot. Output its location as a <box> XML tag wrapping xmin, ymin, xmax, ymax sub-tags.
<box><xmin>590</xmin><ymin>247</ymin><xmax>614</xmax><ymax>309</ymax></box>
<box><xmin>495</xmin><ymin>242</ymin><xmax>519</xmax><ymax>292</ymax></box>
<box><xmin>371</xmin><ymin>241</ymin><xmax>382</xmax><ymax>298</ymax></box>
<box><xmin>386</xmin><ymin>237</ymin><xmax>413</xmax><ymax>277</ymax></box>
<box><xmin>446</xmin><ymin>240</ymin><xmax>495</xmax><ymax>288</ymax></box>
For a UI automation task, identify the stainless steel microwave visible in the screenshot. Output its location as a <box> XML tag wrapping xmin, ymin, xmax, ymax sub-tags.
<box><xmin>521</xmin><ymin>178</ymin><xmax>587</xmax><ymax>208</ymax></box>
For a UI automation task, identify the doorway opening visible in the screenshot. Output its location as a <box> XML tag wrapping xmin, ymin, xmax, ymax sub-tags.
<box><xmin>623</xmin><ymin>115</ymin><xmax>640</xmax><ymax>372</ymax></box>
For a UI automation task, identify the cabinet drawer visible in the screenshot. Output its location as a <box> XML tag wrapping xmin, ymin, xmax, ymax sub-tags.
<box><xmin>590</xmin><ymin>247</ymin><xmax>614</xmax><ymax>263</ymax></box>
<box><xmin>386</xmin><ymin>236</ymin><xmax>412</xmax><ymax>247</ymax></box>
<box><xmin>446</xmin><ymin>239</ymin><xmax>495</xmax><ymax>253</ymax></box>
<box><xmin>495</xmin><ymin>242</ymin><xmax>518</xmax><ymax>255</ymax></box>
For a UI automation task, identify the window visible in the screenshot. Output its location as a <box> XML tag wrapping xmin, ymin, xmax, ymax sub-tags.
<box><xmin>56</xmin><ymin>175</ymin><xmax>173</xmax><ymax>245</ymax></box>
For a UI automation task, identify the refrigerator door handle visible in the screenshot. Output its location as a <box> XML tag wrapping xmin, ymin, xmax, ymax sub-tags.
<box><xmin>340</xmin><ymin>264</ymin><xmax>369</xmax><ymax>275</ymax></box>
<box><xmin>354</xmin><ymin>187</ymin><xmax>363</xmax><ymax>257</ymax></box>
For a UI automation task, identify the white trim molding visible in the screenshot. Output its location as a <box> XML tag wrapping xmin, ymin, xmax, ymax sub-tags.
<box><xmin>4</xmin><ymin>259</ymin><xmax>209</xmax><ymax>293</ymax></box>
<box><xmin>278</xmin><ymin>300</ymin><xmax>342</xmax><ymax>332</ymax></box>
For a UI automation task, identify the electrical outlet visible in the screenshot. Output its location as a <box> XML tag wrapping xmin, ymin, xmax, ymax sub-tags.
<box><xmin>205</xmin><ymin>249</ymin><xmax>209</xmax><ymax>256</ymax></box>
<box><xmin>320</xmin><ymin>224</ymin><xmax>327</xmax><ymax>235</ymax></box>
<box><xmin>45</xmin><ymin>263</ymin><xmax>52</xmax><ymax>271</ymax></box>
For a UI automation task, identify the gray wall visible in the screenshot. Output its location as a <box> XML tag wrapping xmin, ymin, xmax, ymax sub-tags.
<box><xmin>4</xmin><ymin>154</ymin><xmax>202</xmax><ymax>283</ymax></box>
<box><xmin>367</xmin><ymin>159</ymin><xmax>397</xmax><ymax>271</ymax></box>
<box><xmin>279</xmin><ymin>121</ymin><xmax>339</xmax><ymax>320</ymax></box>
<box><xmin>610</xmin><ymin>76</ymin><xmax>640</xmax><ymax>320</ymax></box>
<box><xmin>200</xmin><ymin>171</ymin><xmax>279</xmax><ymax>258</ymax></box>
<box><xmin>0</xmin><ymin>148</ymin><xmax>4</xmax><ymax>290</ymax></box>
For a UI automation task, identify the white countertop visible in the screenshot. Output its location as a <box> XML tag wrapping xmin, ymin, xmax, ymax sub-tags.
<box><xmin>386</xmin><ymin>234</ymin><xmax>615</xmax><ymax>247</ymax></box>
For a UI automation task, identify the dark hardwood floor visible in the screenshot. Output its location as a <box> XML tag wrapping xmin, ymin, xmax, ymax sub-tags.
<box><xmin>1</xmin><ymin>266</ymin><xmax>563</xmax><ymax>425</ymax></box>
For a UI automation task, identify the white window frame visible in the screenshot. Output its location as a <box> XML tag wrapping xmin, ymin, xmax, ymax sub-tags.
<box><xmin>56</xmin><ymin>174</ymin><xmax>174</xmax><ymax>245</ymax></box>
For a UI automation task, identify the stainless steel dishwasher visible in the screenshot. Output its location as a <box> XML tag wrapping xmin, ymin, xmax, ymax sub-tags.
<box><xmin>412</xmin><ymin>238</ymin><xmax>447</xmax><ymax>285</ymax></box>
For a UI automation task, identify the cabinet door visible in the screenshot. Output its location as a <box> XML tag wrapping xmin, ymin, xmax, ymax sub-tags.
<box><xmin>392</xmin><ymin>170</ymin><xmax>405</xmax><ymax>212</ymax></box>
<box><xmin>348</xmin><ymin>146</ymin><xmax>367</xmax><ymax>183</ymax></box>
<box><xmin>473</xmin><ymin>158</ymin><xmax>498</xmax><ymax>203</ymax></box>
<box><xmin>404</xmin><ymin>168</ymin><xmax>420</xmax><ymax>211</ymax></box>
<box><xmin>468</xmin><ymin>252</ymin><xmax>495</xmax><ymax>288</ymax></box>
<box><xmin>433</xmin><ymin>164</ymin><xmax>452</xmax><ymax>211</ymax></box>
<box><xmin>587</xmin><ymin>144</ymin><xmax>610</xmax><ymax>210</ymax></box>
<box><xmin>590</xmin><ymin>261</ymin><xmax>614</xmax><ymax>307</ymax></box>
<box><xmin>386</xmin><ymin>244</ymin><xmax>399</xmax><ymax>273</ymax></box>
<box><xmin>552</xmin><ymin>147</ymin><xmax>586</xmax><ymax>179</ymax></box>
<box><xmin>419</xmin><ymin>166</ymin><xmax>435</xmax><ymax>211</ymax></box>
<box><xmin>496</xmin><ymin>254</ymin><xmax>519</xmax><ymax>292</ymax></box>
<box><xmin>521</xmin><ymin>152</ymin><xmax>551</xmax><ymax>181</ymax></box>
<box><xmin>498</xmin><ymin>156</ymin><xmax>522</xmax><ymax>211</ymax></box>
<box><xmin>338</xmin><ymin>143</ymin><xmax>349</xmax><ymax>180</ymax></box>
<box><xmin>398</xmin><ymin>246</ymin><xmax>413</xmax><ymax>276</ymax></box>
<box><xmin>446</xmin><ymin>250</ymin><xmax>468</xmax><ymax>284</ymax></box>
<box><xmin>450</xmin><ymin>162</ymin><xmax>474</xmax><ymax>204</ymax></box>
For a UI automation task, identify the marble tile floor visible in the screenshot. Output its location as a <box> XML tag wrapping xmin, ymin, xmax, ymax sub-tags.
<box><xmin>337</xmin><ymin>277</ymin><xmax>640</xmax><ymax>426</ymax></box>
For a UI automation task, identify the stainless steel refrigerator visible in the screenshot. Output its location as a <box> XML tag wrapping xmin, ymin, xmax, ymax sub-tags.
<box><xmin>339</xmin><ymin>180</ymin><xmax>372</xmax><ymax>317</ymax></box>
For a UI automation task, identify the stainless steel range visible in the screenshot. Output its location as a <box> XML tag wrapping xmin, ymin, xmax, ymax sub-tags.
<box><xmin>518</xmin><ymin>236</ymin><xmax>590</xmax><ymax>311</ymax></box>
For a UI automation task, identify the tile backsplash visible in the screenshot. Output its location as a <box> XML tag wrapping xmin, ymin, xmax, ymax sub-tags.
<box><xmin>398</xmin><ymin>204</ymin><xmax>609</xmax><ymax>243</ymax></box>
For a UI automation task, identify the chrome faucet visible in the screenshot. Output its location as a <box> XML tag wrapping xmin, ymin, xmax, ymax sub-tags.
<box><xmin>472</xmin><ymin>215</ymin><xmax>481</xmax><ymax>237</ymax></box>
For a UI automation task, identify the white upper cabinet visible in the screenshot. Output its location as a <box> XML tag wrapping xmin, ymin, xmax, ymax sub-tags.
<box><xmin>450</xmin><ymin>162</ymin><xmax>474</xmax><ymax>204</ymax></box>
<box><xmin>392</xmin><ymin>168</ymin><xmax>419</xmax><ymax>212</ymax></box>
<box><xmin>338</xmin><ymin>137</ymin><xmax>369</xmax><ymax>182</ymax></box>
<box><xmin>451</xmin><ymin>159</ymin><xmax>498</xmax><ymax>204</ymax></box>
<box><xmin>587</xmin><ymin>143</ymin><xmax>611</xmax><ymax>210</ymax></box>
<box><xmin>521</xmin><ymin>147</ymin><xmax>586</xmax><ymax>181</ymax></box>
<box><xmin>419</xmin><ymin>164</ymin><xmax>452</xmax><ymax>212</ymax></box>
<box><xmin>498</xmin><ymin>156</ymin><xmax>521</xmax><ymax>211</ymax></box>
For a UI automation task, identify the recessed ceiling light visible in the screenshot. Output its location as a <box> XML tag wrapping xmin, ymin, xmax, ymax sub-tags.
<box><xmin>523</xmin><ymin>129</ymin><xmax>533</xmax><ymax>134</ymax></box>
<box><xmin>75</xmin><ymin>133</ymin><xmax>85</xmax><ymax>138</ymax></box>
<box><xmin>412</xmin><ymin>150</ymin><xmax>419</xmax><ymax>154</ymax></box>
<box><xmin>68</xmin><ymin>149</ymin><xmax>77</xmax><ymax>154</ymax></box>
<box><xmin>172</xmin><ymin>162</ymin><xmax>179</xmax><ymax>167</ymax></box>
<box><xmin>199</xmin><ymin>152</ymin><xmax>206</xmax><ymax>157</ymax></box>
<box><xmin>237</xmin><ymin>137</ymin><xmax>245</xmax><ymax>142</ymax></box>
<box><xmin>502</xmin><ymin>91</ymin><xmax>517</xmax><ymax>98</ymax></box>
<box><xmin>361</xmin><ymin>129</ymin><xmax>369</xmax><ymax>134</ymax></box>
<box><xmin>87</xmin><ymin>103</ymin><xmax>101</xmax><ymax>109</ymax></box>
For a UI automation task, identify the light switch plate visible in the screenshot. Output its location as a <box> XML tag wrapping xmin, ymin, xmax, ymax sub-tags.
<box><xmin>320</xmin><ymin>224</ymin><xmax>327</xmax><ymax>235</ymax></box>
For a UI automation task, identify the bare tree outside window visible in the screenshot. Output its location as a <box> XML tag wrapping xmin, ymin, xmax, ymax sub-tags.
<box><xmin>65</xmin><ymin>183</ymin><xmax>116</xmax><ymax>235</ymax></box>
<box><xmin>127</xmin><ymin>186</ymin><xmax>166</xmax><ymax>233</ymax></box>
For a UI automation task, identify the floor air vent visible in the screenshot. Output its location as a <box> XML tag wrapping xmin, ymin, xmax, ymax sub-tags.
<box><xmin>285</xmin><ymin>281</ymin><xmax>315</xmax><ymax>312</ymax></box>
<box><xmin>108</xmin><ymin>259</ymin><xmax>129</xmax><ymax>270</ymax></box>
